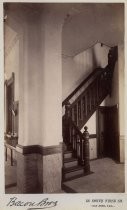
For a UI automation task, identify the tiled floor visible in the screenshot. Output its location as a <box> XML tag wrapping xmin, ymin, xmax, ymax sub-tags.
<box><xmin>5</xmin><ymin>158</ymin><xmax>124</xmax><ymax>193</ymax></box>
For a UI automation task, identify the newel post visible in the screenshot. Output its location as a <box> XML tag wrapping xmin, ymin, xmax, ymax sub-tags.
<box><xmin>80</xmin><ymin>126</ymin><xmax>90</xmax><ymax>173</ymax></box>
<box><xmin>63</xmin><ymin>102</ymin><xmax>72</xmax><ymax>146</ymax></box>
<box><xmin>65</xmin><ymin>101</ymin><xmax>71</xmax><ymax>119</ymax></box>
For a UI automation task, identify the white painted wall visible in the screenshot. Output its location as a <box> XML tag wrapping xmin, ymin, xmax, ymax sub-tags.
<box><xmin>89</xmin><ymin>138</ymin><xmax>97</xmax><ymax>160</ymax></box>
<box><xmin>5</xmin><ymin>4</ymin><xmax>64</xmax><ymax>147</ymax></box>
<box><xmin>62</xmin><ymin>43</ymin><xmax>109</xmax><ymax>101</ymax></box>
<box><xmin>40</xmin><ymin>10</ymin><xmax>63</xmax><ymax>146</ymax></box>
<box><xmin>4</xmin><ymin>24</ymin><xmax>19</xmax><ymax>101</ymax></box>
<box><xmin>81</xmin><ymin>112</ymin><xmax>96</xmax><ymax>134</ymax></box>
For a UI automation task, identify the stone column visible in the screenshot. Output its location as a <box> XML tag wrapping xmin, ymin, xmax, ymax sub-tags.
<box><xmin>16</xmin><ymin>8</ymin><xmax>63</xmax><ymax>193</ymax></box>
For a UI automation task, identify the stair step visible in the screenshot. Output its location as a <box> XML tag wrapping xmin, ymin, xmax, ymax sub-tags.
<box><xmin>64</xmin><ymin>150</ymin><xmax>73</xmax><ymax>154</ymax></box>
<box><xmin>63</xmin><ymin>165</ymin><xmax>85</xmax><ymax>180</ymax></box>
<box><xmin>63</xmin><ymin>171</ymin><xmax>93</xmax><ymax>182</ymax></box>
<box><xmin>64</xmin><ymin>157</ymin><xmax>78</xmax><ymax>168</ymax></box>
<box><xmin>64</xmin><ymin>151</ymin><xmax>73</xmax><ymax>158</ymax></box>
<box><xmin>63</xmin><ymin>165</ymin><xmax>84</xmax><ymax>173</ymax></box>
<box><xmin>64</xmin><ymin>157</ymin><xmax>77</xmax><ymax>163</ymax></box>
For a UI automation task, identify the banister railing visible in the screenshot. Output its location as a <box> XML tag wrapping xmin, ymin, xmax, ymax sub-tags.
<box><xmin>70</xmin><ymin>66</ymin><xmax>113</xmax><ymax>129</ymax></box>
<box><xmin>62</xmin><ymin>46</ymin><xmax>118</xmax><ymax>174</ymax></box>
<box><xmin>62</xmin><ymin>68</ymin><xmax>101</xmax><ymax>107</ymax></box>
<box><xmin>62</xmin><ymin>46</ymin><xmax>118</xmax><ymax>108</ymax></box>
<box><xmin>63</xmin><ymin>112</ymin><xmax>90</xmax><ymax>171</ymax></box>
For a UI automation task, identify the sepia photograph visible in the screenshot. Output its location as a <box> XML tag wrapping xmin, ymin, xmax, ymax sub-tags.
<box><xmin>3</xmin><ymin>1</ymin><xmax>125</xmax><ymax>198</ymax></box>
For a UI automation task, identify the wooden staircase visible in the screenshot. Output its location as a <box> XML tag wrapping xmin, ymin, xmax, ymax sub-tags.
<box><xmin>63</xmin><ymin>149</ymin><xmax>91</xmax><ymax>182</ymax></box>
<box><xmin>62</xmin><ymin>46</ymin><xmax>118</xmax><ymax>183</ymax></box>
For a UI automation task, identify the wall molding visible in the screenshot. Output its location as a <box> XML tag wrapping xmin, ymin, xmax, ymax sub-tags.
<box><xmin>16</xmin><ymin>144</ymin><xmax>62</xmax><ymax>156</ymax></box>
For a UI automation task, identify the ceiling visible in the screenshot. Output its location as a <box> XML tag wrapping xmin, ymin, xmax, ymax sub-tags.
<box><xmin>4</xmin><ymin>3</ymin><xmax>124</xmax><ymax>57</ymax></box>
<box><xmin>62</xmin><ymin>3</ymin><xmax>124</xmax><ymax>56</ymax></box>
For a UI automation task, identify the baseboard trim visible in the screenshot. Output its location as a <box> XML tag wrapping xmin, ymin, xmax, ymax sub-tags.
<box><xmin>5</xmin><ymin>183</ymin><xmax>17</xmax><ymax>189</ymax></box>
<box><xmin>16</xmin><ymin>144</ymin><xmax>62</xmax><ymax>156</ymax></box>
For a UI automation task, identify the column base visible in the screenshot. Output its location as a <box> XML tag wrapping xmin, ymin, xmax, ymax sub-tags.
<box><xmin>16</xmin><ymin>144</ymin><xmax>62</xmax><ymax>193</ymax></box>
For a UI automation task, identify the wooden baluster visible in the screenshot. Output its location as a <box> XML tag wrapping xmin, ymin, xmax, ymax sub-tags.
<box><xmin>72</xmin><ymin>107</ymin><xmax>75</xmax><ymax>121</ymax></box>
<box><xmin>97</xmin><ymin>76</ymin><xmax>100</xmax><ymax>103</ymax></box>
<box><xmin>73</xmin><ymin>130</ymin><xmax>77</xmax><ymax>157</ymax></box>
<box><xmin>82</xmin><ymin>96</ymin><xmax>85</xmax><ymax>116</ymax></box>
<box><xmin>76</xmin><ymin>134</ymin><xmax>79</xmax><ymax>157</ymax></box>
<box><xmin>77</xmin><ymin>135</ymin><xmax>80</xmax><ymax>158</ymax></box>
<box><xmin>91</xmin><ymin>85</ymin><xmax>95</xmax><ymax>109</ymax></box>
<box><xmin>83</xmin><ymin>126</ymin><xmax>90</xmax><ymax>172</ymax></box>
<box><xmin>81</xmin><ymin>98</ymin><xmax>83</xmax><ymax>120</ymax></box>
<box><xmin>93</xmin><ymin>80</ymin><xmax>96</xmax><ymax>106</ymax></box>
<box><xmin>85</xmin><ymin>95</ymin><xmax>87</xmax><ymax>117</ymax></box>
<box><xmin>104</xmin><ymin>70</ymin><xmax>109</xmax><ymax>95</ymax></box>
<box><xmin>105</xmin><ymin>71</ymin><xmax>109</xmax><ymax>94</ymax></box>
<box><xmin>101</xmin><ymin>72</ymin><xmax>104</xmax><ymax>97</ymax></box>
<box><xmin>98</xmin><ymin>75</ymin><xmax>101</xmax><ymax>98</ymax></box>
<box><xmin>79</xmin><ymin>126</ymin><xmax>90</xmax><ymax>173</ymax></box>
<box><xmin>87</xmin><ymin>91</ymin><xmax>90</xmax><ymax>113</ymax></box>
<box><xmin>95</xmin><ymin>79</ymin><xmax>98</xmax><ymax>105</ymax></box>
<box><xmin>74</xmin><ymin>105</ymin><xmax>77</xmax><ymax>125</ymax></box>
<box><xmin>78</xmin><ymin>100</ymin><xmax>81</xmax><ymax>120</ymax></box>
<box><xmin>63</xmin><ymin>102</ymin><xmax>72</xmax><ymax>148</ymax></box>
<box><xmin>70</xmin><ymin>124</ymin><xmax>73</xmax><ymax>146</ymax></box>
<box><xmin>74</xmin><ymin>133</ymin><xmax>77</xmax><ymax>157</ymax></box>
<box><xmin>89</xmin><ymin>89</ymin><xmax>92</xmax><ymax>111</ymax></box>
<box><xmin>72</xmin><ymin>127</ymin><xmax>75</xmax><ymax>151</ymax></box>
<box><xmin>76</xmin><ymin>103</ymin><xmax>78</xmax><ymax>126</ymax></box>
<box><xmin>82</xmin><ymin>94</ymin><xmax>87</xmax><ymax>117</ymax></box>
<box><xmin>100</xmin><ymin>73</ymin><xmax>103</xmax><ymax>98</ymax></box>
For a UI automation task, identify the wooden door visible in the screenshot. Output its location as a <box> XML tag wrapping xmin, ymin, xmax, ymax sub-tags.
<box><xmin>97</xmin><ymin>105</ymin><xmax>120</xmax><ymax>162</ymax></box>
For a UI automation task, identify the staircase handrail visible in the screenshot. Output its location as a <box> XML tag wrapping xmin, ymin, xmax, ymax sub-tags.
<box><xmin>69</xmin><ymin>118</ymin><xmax>85</xmax><ymax>139</ymax></box>
<box><xmin>62</xmin><ymin>68</ymin><xmax>102</xmax><ymax>107</ymax></box>
<box><xmin>62</xmin><ymin>46</ymin><xmax>118</xmax><ymax>174</ymax></box>
<box><xmin>62</xmin><ymin>46</ymin><xmax>118</xmax><ymax>107</ymax></box>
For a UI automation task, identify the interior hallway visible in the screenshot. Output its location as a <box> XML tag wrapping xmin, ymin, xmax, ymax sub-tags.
<box><xmin>5</xmin><ymin>158</ymin><xmax>124</xmax><ymax>194</ymax></box>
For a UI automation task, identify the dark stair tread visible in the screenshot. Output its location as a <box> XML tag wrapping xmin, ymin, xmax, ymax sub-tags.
<box><xmin>63</xmin><ymin>171</ymin><xmax>93</xmax><ymax>182</ymax></box>
<box><xmin>64</xmin><ymin>150</ymin><xmax>73</xmax><ymax>154</ymax></box>
<box><xmin>64</xmin><ymin>157</ymin><xmax>78</xmax><ymax>163</ymax></box>
<box><xmin>63</xmin><ymin>165</ymin><xmax>85</xmax><ymax>173</ymax></box>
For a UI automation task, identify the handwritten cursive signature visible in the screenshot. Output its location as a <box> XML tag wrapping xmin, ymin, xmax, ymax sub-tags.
<box><xmin>7</xmin><ymin>197</ymin><xmax>58</xmax><ymax>210</ymax></box>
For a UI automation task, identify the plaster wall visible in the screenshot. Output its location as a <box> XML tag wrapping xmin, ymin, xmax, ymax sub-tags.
<box><xmin>4</xmin><ymin>24</ymin><xmax>19</xmax><ymax>101</ymax></box>
<box><xmin>5</xmin><ymin>5</ymin><xmax>63</xmax><ymax>147</ymax></box>
<box><xmin>62</xmin><ymin>43</ymin><xmax>109</xmax><ymax>101</ymax></box>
